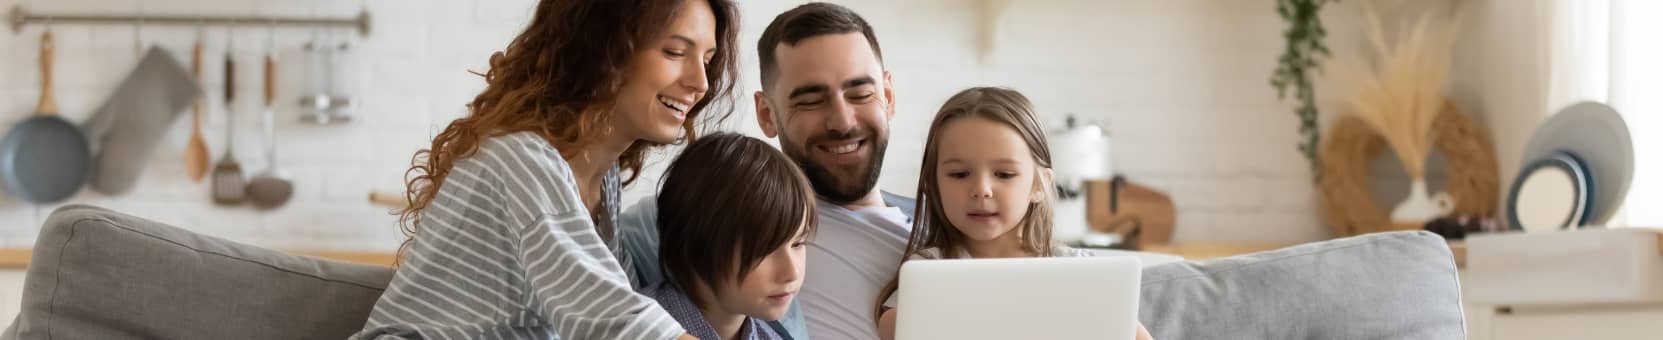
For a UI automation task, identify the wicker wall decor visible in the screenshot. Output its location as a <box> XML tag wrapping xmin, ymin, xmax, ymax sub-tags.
<box><xmin>1318</xmin><ymin>101</ymin><xmax>1500</xmax><ymax>236</ymax></box>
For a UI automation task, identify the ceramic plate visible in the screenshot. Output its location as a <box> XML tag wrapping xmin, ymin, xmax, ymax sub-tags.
<box><xmin>1517</xmin><ymin>102</ymin><xmax>1633</xmax><ymax>225</ymax></box>
<box><xmin>1508</xmin><ymin>155</ymin><xmax>1586</xmax><ymax>232</ymax></box>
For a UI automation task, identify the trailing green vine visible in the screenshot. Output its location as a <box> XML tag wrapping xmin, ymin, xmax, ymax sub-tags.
<box><xmin>1271</xmin><ymin>0</ymin><xmax>1336</xmax><ymax>179</ymax></box>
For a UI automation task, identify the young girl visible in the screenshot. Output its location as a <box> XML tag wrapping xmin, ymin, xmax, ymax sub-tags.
<box><xmin>354</xmin><ymin>0</ymin><xmax>741</xmax><ymax>339</ymax></box>
<box><xmin>649</xmin><ymin>132</ymin><xmax>817</xmax><ymax>340</ymax></box>
<box><xmin>874</xmin><ymin>87</ymin><xmax>1153</xmax><ymax>340</ymax></box>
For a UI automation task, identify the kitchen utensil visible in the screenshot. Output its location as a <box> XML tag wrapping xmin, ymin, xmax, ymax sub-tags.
<box><xmin>185</xmin><ymin>33</ymin><xmax>210</xmax><ymax>182</ymax></box>
<box><xmin>368</xmin><ymin>191</ymin><xmax>409</xmax><ymax>209</ymax></box>
<box><xmin>1087</xmin><ymin>176</ymin><xmax>1176</xmax><ymax>250</ymax></box>
<box><xmin>247</xmin><ymin>52</ymin><xmax>292</xmax><ymax>210</ymax></box>
<box><xmin>83</xmin><ymin>46</ymin><xmax>200</xmax><ymax>195</ymax></box>
<box><xmin>0</xmin><ymin>31</ymin><xmax>92</xmax><ymax>204</ymax></box>
<box><xmin>211</xmin><ymin>49</ymin><xmax>245</xmax><ymax>205</ymax></box>
<box><xmin>1516</xmin><ymin>101</ymin><xmax>1633</xmax><ymax>226</ymax></box>
<box><xmin>300</xmin><ymin>32</ymin><xmax>330</xmax><ymax>124</ymax></box>
<box><xmin>299</xmin><ymin>30</ymin><xmax>354</xmax><ymax>124</ymax></box>
<box><xmin>327</xmin><ymin>35</ymin><xmax>356</xmax><ymax>122</ymax></box>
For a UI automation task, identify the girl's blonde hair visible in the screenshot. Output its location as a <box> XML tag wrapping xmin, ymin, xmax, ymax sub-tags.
<box><xmin>875</xmin><ymin>86</ymin><xmax>1056</xmax><ymax>318</ymax></box>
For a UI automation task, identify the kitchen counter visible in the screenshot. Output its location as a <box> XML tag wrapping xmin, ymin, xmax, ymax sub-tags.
<box><xmin>0</xmin><ymin>236</ymin><xmax>1489</xmax><ymax>270</ymax></box>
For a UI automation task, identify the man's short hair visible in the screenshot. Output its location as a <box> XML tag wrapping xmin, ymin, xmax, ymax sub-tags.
<box><xmin>756</xmin><ymin>2</ymin><xmax>884</xmax><ymax>91</ymax></box>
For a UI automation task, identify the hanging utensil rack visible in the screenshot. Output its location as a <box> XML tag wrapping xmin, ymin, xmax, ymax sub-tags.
<box><xmin>8</xmin><ymin>5</ymin><xmax>371</xmax><ymax>37</ymax></box>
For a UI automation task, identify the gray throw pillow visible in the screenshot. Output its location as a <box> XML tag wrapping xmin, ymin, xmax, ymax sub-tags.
<box><xmin>3</xmin><ymin>205</ymin><xmax>393</xmax><ymax>340</ymax></box>
<box><xmin>1139</xmin><ymin>230</ymin><xmax>1465</xmax><ymax>339</ymax></box>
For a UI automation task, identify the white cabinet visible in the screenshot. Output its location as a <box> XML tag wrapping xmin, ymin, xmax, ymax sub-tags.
<box><xmin>0</xmin><ymin>270</ymin><xmax>24</xmax><ymax>323</ymax></box>
<box><xmin>1465</xmin><ymin>302</ymin><xmax>1663</xmax><ymax>340</ymax></box>
<box><xmin>1459</xmin><ymin>229</ymin><xmax>1663</xmax><ymax>340</ymax></box>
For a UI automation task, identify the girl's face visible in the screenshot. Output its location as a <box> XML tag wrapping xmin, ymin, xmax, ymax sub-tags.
<box><xmin>612</xmin><ymin>0</ymin><xmax>717</xmax><ymax>144</ymax></box>
<box><xmin>710</xmin><ymin>220</ymin><xmax>810</xmax><ymax>321</ymax></box>
<box><xmin>933</xmin><ymin>116</ymin><xmax>1048</xmax><ymax>245</ymax></box>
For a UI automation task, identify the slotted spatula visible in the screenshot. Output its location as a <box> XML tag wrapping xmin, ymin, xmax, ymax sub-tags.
<box><xmin>211</xmin><ymin>50</ymin><xmax>245</xmax><ymax>205</ymax></box>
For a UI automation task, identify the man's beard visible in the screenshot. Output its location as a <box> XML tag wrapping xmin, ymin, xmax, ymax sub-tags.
<box><xmin>780</xmin><ymin>128</ymin><xmax>888</xmax><ymax>206</ymax></box>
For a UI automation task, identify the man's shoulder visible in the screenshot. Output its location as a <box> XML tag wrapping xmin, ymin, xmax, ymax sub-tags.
<box><xmin>879</xmin><ymin>191</ymin><xmax>917</xmax><ymax>219</ymax></box>
<box><xmin>813</xmin><ymin>193</ymin><xmax>913</xmax><ymax>242</ymax></box>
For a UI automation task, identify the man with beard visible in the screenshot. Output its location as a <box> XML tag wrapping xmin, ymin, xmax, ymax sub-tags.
<box><xmin>621</xmin><ymin>3</ymin><xmax>912</xmax><ymax>340</ymax></box>
<box><xmin>750</xmin><ymin>3</ymin><xmax>914</xmax><ymax>340</ymax></box>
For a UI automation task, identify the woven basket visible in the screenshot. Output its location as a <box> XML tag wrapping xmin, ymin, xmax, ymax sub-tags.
<box><xmin>1319</xmin><ymin>101</ymin><xmax>1500</xmax><ymax>236</ymax></box>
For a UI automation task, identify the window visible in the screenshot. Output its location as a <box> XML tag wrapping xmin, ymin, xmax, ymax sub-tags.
<box><xmin>1611</xmin><ymin>0</ymin><xmax>1661</xmax><ymax>226</ymax></box>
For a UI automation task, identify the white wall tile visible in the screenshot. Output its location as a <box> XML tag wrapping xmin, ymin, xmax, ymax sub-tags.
<box><xmin>1173</xmin><ymin>210</ymin><xmax>1214</xmax><ymax>243</ymax></box>
<box><xmin>0</xmin><ymin>0</ymin><xmax>1492</xmax><ymax>251</ymax></box>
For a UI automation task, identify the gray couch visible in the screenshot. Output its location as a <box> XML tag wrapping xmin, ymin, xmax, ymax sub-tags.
<box><xmin>2</xmin><ymin>205</ymin><xmax>1465</xmax><ymax>339</ymax></box>
<box><xmin>2</xmin><ymin>205</ymin><xmax>392</xmax><ymax>340</ymax></box>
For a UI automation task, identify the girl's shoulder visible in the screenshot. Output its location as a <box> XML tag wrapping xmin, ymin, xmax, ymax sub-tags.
<box><xmin>907</xmin><ymin>247</ymin><xmax>947</xmax><ymax>260</ymax></box>
<box><xmin>907</xmin><ymin>246</ymin><xmax>1092</xmax><ymax>259</ymax></box>
<box><xmin>1051</xmin><ymin>245</ymin><xmax>1096</xmax><ymax>257</ymax></box>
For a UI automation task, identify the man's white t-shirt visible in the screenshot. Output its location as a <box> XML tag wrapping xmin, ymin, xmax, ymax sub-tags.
<box><xmin>799</xmin><ymin>194</ymin><xmax>914</xmax><ymax>340</ymax></box>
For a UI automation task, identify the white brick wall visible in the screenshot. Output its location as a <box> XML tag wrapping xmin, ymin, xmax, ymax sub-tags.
<box><xmin>0</xmin><ymin>0</ymin><xmax>1486</xmax><ymax>252</ymax></box>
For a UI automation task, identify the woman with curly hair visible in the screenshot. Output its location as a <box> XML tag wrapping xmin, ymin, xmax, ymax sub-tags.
<box><xmin>352</xmin><ymin>0</ymin><xmax>740</xmax><ymax>339</ymax></box>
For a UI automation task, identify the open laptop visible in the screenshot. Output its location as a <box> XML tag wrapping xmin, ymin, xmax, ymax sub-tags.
<box><xmin>895</xmin><ymin>256</ymin><xmax>1142</xmax><ymax>340</ymax></box>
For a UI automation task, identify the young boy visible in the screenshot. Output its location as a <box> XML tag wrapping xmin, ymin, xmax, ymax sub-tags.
<box><xmin>648</xmin><ymin>133</ymin><xmax>818</xmax><ymax>340</ymax></box>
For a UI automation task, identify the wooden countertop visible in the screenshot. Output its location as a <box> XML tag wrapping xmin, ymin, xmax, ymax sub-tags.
<box><xmin>0</xmin><ymin>242</ymin><xmax>1463</xmax><ymax>270</ymax></box>
<box><xmin>18</xmin><ymin>233</ymin><xmax>1661</xmax><ymax>271</ymax></box>
<box><xmin>0</xmin><ymin>249</ymin><xmax>397</xmax><ymax>269</ymax></box>
<box><xmin>0</xmin><ymin>249</ymin><xmax>30</xmax><ymax>269</ymax></box>
<box><xmin>1142</xmin><ymin>242</ymin><xmax>1294</xmax><ymax>261</ymax></box>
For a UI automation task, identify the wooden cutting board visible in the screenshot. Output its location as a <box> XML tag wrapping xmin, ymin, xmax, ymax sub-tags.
<box><xmin>1085</xmin><ymin>177</ymin><xmax>1176</xmax><ymax>249</ymax></box>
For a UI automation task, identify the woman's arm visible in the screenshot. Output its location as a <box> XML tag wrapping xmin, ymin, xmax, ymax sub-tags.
<box><xmin>878</xmin><ymin>307</ymin><xmax>898</xmax><ymax>340</ymax></box>
<box><xmin>521</xmin><ymin>214</ymin><xmax>685</xmax><ymax>340</ymax></box>
<box><xmin>481</xmin><ymin>135</ymin><xmax>686</xmax><ymax>339</ymax></box>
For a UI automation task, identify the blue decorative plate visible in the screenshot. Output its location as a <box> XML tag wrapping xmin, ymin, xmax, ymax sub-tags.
<box><xmin>1554</xmin><ymin>150</ymin><xmax>1597</xmax><ymax>226</ymax></box>
<box><xmin>1507</xmin><ymin>154</ymin><xmax>1588</xmax><ymax>232</ymax></box>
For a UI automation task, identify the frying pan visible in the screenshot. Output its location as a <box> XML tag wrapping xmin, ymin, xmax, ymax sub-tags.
<box><xmin>0</xmin><ymin>31</ymin><xmax>91</xmax><ymax>204</ymax></box>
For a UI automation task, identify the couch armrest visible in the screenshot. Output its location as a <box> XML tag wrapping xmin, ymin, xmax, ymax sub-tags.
<box><xmin>4</xmin><ymin>205</ymin><xmax>394</xmax><ymax>340</ymax></box>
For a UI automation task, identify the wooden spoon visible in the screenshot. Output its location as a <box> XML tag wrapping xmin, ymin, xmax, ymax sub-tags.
<box><xmin>184</xmin><ymin>39</ymin><xmax>210</xmax><ymax>181</ymax></box>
